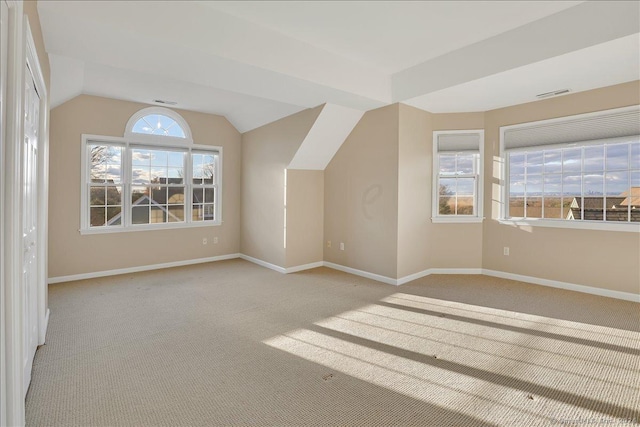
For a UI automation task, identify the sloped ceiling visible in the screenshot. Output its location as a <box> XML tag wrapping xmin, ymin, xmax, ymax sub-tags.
<box><xmin>39</xmin><ymin>1</ymin><xmax>639</xmax><ymax>132</ymax></box>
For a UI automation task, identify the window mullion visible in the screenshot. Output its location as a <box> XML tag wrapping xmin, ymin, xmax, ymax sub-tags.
<box><xmin>123</xmin><ymin>143</ymin><xmax>131</xmax><ymax>227</ymax></box>
<box><xmin>186</xmin><ymin>149</ymin><xmax>193</xmax><ymax>224</ymax></box>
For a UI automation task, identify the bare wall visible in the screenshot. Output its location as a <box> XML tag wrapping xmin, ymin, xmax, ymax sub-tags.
<box><xmin>397</xmin><ymin>107</ymin><xmax>485</xmax><ymax>278</ymax></box>
<box><xmin>48</xmin><ymin>95</ymin><xmax>241</xmax><ymax>278</ymax></box>
<box><xmin>483</xmin><ymin>81</ymin><xmax>640</xmax><ymax>294</ymax></box>
<box><xmin>240</xmin><ymin>106</ymin><xmax>322</xmax><ymax>267</ymax></box>
<box><xmin>324</xmin><ymin>104</ymin><xmax>399</xmax><ymax>279</ymax></box>
<box><xmin>286</xmin><ymin>169</ymin><xmax>324</xmax><ymax>268</ymax></box>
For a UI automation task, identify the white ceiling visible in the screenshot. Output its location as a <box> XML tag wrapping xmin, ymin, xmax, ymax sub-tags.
<box><xmin>38</xmin><ymin>1</ymin><xmax>640</xmax><ymax>132</ymax></box>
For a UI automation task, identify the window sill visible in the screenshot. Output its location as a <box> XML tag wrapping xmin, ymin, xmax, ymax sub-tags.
<box><xmin>80</xmin><ymin>221</ymin><xmax>221</xmax><ymax>235</ymax></box>
<box><xmin>499</xmin><ymin>218</ymin><xmax>640</xmax><ymax>233</ymax></box>
<box><xmin>431</xmin><ymin>217</ymin><xmax>484</xmax><ymax>224</ymax></box>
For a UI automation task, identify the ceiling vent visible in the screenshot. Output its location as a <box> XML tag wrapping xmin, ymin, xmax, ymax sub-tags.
<box><xmin>536</xmin><ymin>89</ymin><xmax>571</xmax><ymax>99</ymax></box>
<box><xmin>153</xmin><ymin>99</ymin><xmax>177</xmax><ymax>105</ymax></box>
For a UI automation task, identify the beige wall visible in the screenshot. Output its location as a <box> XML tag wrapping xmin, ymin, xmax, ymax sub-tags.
<box><xmin>286</xmin><ymin>170</ymin><xmax>324</xmax><ymax>268</ymax></box>
<box><xmin>240</xmin><ymin>106</ymin><xmax>322</xmax><ymax>267</ymax></box>
<box><xmin>324</xmin><ymin>104</ymin><xmax>400</xmax><ymax>279</ymax></box>
<box><xmin>397</xmin><ymin>106</ymin><xmax>485</xmax><ymax>278</ymax></box>
<box><xmin>397</xmin><ymin>104</ymin><xmax>431</xmax><ymax>277</ymax></box>
<box><xmin>483</xmin><ymin>81</ymin><xmax>640</xmax><ymax>294</ymax></box>
<box><xmin>48</xmin><ymin>95</ymin><xmax>241</xmax><ymax>278</ymax></box>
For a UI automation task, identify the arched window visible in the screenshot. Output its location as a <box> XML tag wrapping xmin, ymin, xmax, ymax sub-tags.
<box><xmin>125</xmin><ymin>107</ymin><xmax>192</xmax><ymax>142</ymax></box>
<box><xmin>80</xmin><ymin>106</ymin><xmax>221</xmax><ymax>234</ymax></box>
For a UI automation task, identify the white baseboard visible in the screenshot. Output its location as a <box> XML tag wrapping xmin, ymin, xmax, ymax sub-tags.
<box><xmin>239</xmin><ymin>255</ymin><xmax>324</xmax><ymax>274</ymax></box>
<box><xmin>323</xmin><ymin>261</ymin><xmax>398</xmax><ymax>285</ymax></box>
<box><xmin>239</xmin><ymin>254</ymin><xmax>286</xmax><ymax>274</ymax></box>
<box><xmin>396</xmin><ymin>268</ymin><xmax>482</xmax><ymax>285</ymax></box>
<box><xmin>48</xmin><ymin>254</ymin><xmax>241</xmax><ymax>284</ymax></box>
<box><xmin>48</xmin><ymin>254</ymin><xmax>639</xmax><ymax>302</ymax></box>
<box><xmin>286</xmin><ymin>261</ymin><xmax>324</xmax><ymax>273</ymax></box>
<box><xmin>482</xmin><ymin>269</ymin><xmax>640</xmax><ymax>303</ymax></box>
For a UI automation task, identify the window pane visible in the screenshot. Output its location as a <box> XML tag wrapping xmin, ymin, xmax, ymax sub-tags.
<box><xmin>168</xmin><ymin>206</ymin><xmax>185</xmax><ymax>222</ymax></box>
<box><xmin>581</xmin><ymin>196</ymin><xmax>604</xmax><ymax>222</ymax></box>
<box><xmin>132</xmin><ymin>114</ymin><xmax>186</xmax><ymax>138</ymax></box>
<box><xmin>509</xmin><ymin>153</ymin><xmax>525</xmax><ymax>176</ymax></box>
<box><xmin>132</xmin><ymin>167</ymin><xmax>150</xmax><ymax>185</ymax></box>
<box><xmin>457</xmin><ymin>155</ymin><xmax>475</xmax><ymax>175</ymax></box>
<box><xmin>151</xmin><ymin>167</ymin><xmax>167</xmax><ymax>184</ymax></box>
<box><xmin>90</xmin><ymin>144</ymin><xmax>122</xmax><ymax>183</ymax></box>
<box><xmin>192</xmin><ymin>188</ymin><xmax>205</xmax><ymax>204</ymax></box>
<box><xmin>90</xmin><ymin>187</ymin><xmax>106</xmax><ymax>206</ymax></box>
<box><xmin>606</xmin><ymin>143</ymin><xmax>629</xmax><ymax>171</ymax></box>
<box><xmin>583</xmin><ymin>173</ymin><xmax>603</xmax><ymax>196</ymax></box>
<box><xmin>150</xmin><ymin>186</ymin><xmax>167</xmax><ymax>205</ymax></box>
<box><xmin>563</xmin><ymin>173</ymin><xmax>581</xmax><ymax>196</ymax></box>
<box><xmin>90</xmin><ymin>207</ymin><xmax>105</xmax><ymax>227</ymax></box>
<box><xmin>525</xmin><ymin>197</ymin><xmax>542</xmax><ymax>218</ymax></box>
<box><xmin>543</xmin><ymin>150</ymin><xmax>562</xmax><ymax>174</ymax></box>
<box><xmin>167</xmin><ymin>168</ymin><xmax>184</xmax><ymax>184</ymax></box>
<box><xmin>168</xmin><ymin>151</ymin><xmax>185</xmax><ymax>167</ymax></box>
<box><xmin>543</xmin><ymin>174</ymin><xmax>562</xmax><ymax>219</ymax></box>
<box><xmin>526</xmin><ymin>152</ymin><xmax>543</xmax><ymax>175</ymax></box>
<box><xmin>202</xmin><ymin>204</ymin><xmax>215</xmax><ymax>221</ymax></box>
<box><xmin>543</xmin><ymin>197</ymin><xmax>562</xmax><ymax>219</ymax></box>
<box><xmin>438</xmin><ymin>181</ymin><xmax>454</xmax><ymax>215</ymax></box>
<box><xmin>131</xmin><ymin>186</ymin><xmax>148</xmax><ymax>205</ymax></box>
<box><xmin>605</xmin><ymin>171</ymin><xmax>629</xmax><ymax>196</ymax></box>
<box><xmin>562</xmin><ymin>148</ymin><xmax>582</xmax><ymax>173</ymax></box>
<box><xmin>106</xmin><ymin>207</ymin><xmax>121</xmax><ymax>225</ymax></box>
<box><xmin>438</xmin><ymin>154</ymin><xmax>456</xmax><ymax>175</ymax></box>
<box><xmin>204</xmin><ymin>188</ymin><xmax>215</xmax><ymax>203</ymax></box>
<box><xmin>630</xmin><ymin>170</ymin><xmax>639</xmax><ymax>222</ymax></box>
<box><xmin>150</xmin><ymin>206</ymin><xmax>166</xmax><ymax>223</ymax></box>
<box><xmin>192</xmin><ymin>204</ymin><xmax>204</xmax><ymax>221</ymax></box>
<box><xmin>132</xmin><ymin>206</ymin><xmax>149</xmax><ymax>224</ymax></box>
<box><xmin>509</xmin><ymin>198</ymin><xmax>524</xmax><ymax>217</ymax></box>
<box><xmin>168</xmin><ymin>188</ymin><xmax>185</xmax><ymax>205</ymax></box>
<box><xmin>150</xmin><ymin>150</ymin><xmax>168</xmax><ymax>167</ymax></box>
<box><xmin>132</xmin><ymin>149</ymin><xmax>151</xmax><ymax>166</ymax></box>
<box><xmin>526</xmin><ymin>174</ymin><xmax>542</xmax><ymax>196</ymax></box>
<box><xmin>631</xmin><ymin>142</ymin><xmax>640</xmax><ymax>169</ymax></box>
<box><xmin>106</xmin><ymin>186</ymin><xmax>122</xmax><ymax>206</ymax></box>
<box><xmin>456</xmin><ymin>178</ymin><xmax>475</xmax><ymax>196</ymax></box>
<box><xmin>583</xmin><ymin>146</ymin><xmax>604</xmax><ymax>172</ymax></box>
<box><xmin>457</xmin><ymin>197</ymin><xmax>474</xmax><ymax>215</ymax></box>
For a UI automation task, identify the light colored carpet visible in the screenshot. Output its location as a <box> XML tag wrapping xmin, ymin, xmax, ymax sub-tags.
<box><xmin>26</xmin><ymin>259</ymin><xmax>639</xmax><ymax>426</ymax></box>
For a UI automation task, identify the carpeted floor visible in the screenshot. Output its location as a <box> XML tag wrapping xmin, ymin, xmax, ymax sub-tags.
<box><xmin>26</xmin><ymin>259</ymin><xmax>639</xmax><ymax>426</ymax></box>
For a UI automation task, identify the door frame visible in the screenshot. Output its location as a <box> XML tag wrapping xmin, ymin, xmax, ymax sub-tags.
<box><xmin>1</xmin><ymin>3</ymin><xmax>49</xmax><ymax>425</ymax></box>
<box><xmin>25</xmin><ymin>15</ymin><xmax>49</xmax><ymax>348</ymax></box>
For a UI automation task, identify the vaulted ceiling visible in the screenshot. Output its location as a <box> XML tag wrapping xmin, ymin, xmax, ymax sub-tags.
<box><xmin>39</xmin><ymin>1</ymin><xmax>639</xmax><ymax>132</ymax></box>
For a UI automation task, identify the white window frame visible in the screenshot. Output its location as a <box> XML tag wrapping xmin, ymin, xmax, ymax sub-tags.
<box><xmin>432</xmin><ymin>130</ymin><xmax>484</xmax><ymax>223</ymax></box>
<box><xmin>499</xmin><ymin>106</ymin><xmax>640</xmax><ymax>233</ymax></box>
<box><xmin>80</xmin><ymin>110</ymin><xmax>222</xmax><ymax>235</ymax></box>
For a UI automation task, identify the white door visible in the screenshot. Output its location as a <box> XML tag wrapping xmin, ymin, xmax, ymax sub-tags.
<box><xmin>22</xmin><ymin>64</ymin><xmax>39</xmax><ymax>394</ymax></box>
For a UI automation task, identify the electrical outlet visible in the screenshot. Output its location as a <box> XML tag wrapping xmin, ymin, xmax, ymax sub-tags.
<box><xmin>202</xmin><ymin>238</ymin><xmax>208</xmax><ymax>245</ymax></box>
<box><xmin>213</xmin><ymin>237</ymin><xmax>219</xmax><ymax>244</ymax></box>
<box><xmin>327</xmin><ymin>240</ymin><xmax>331</xmax><ymax>248</ymax></box>
<box><xmin>503</xmin><ymin>247</ymin><xmax>509</xmax><ymax>256</ymax></box>
<box><xmin>340</xmin><ymin>242</ymin><xmax>345</xmax><ymax>251</ymax></box>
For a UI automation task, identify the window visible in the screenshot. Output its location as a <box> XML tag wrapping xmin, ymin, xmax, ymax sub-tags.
<box><xmin>501</xmin><ymin>106</ymin><xmax>640</xmax><ymax>230</ymax></box>
<box><xmin>81</xmin><ymin>108</ymin><xmax>221</xmax><ymax>234</ymax></box>
<box><xmin>432</xmin><ymin>131</ymin><xmax>484</xmax><ymax>223</ymax></box>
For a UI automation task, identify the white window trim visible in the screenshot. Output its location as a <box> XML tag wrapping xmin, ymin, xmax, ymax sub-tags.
<box><xmin>124</xmin><ymin>106</ymin><xmax>193</xmax><ymax>144</ymax></box>
<box><xmin>499</xmin><ymin>105</ymin><xmax>640</xmax><ymax>233</ymax></box>
<box><xmin>80</xmin><ymin>133</ymin><xmax>223</xmax><ymax>235</ymax></box>
<box><xmin>431</xmin><ymin>130</ymin><xmax>484</xmax><ymax>224</ymax></box>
